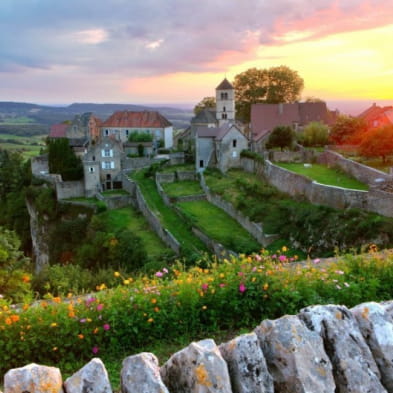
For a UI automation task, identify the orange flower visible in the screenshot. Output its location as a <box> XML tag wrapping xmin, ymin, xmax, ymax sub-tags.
<box><xmin>68</xmin><ymin>311</ymin><xmax>75</xmax><ymax>318</ymax></box>
<box><xmin>22</xmin><ymin>275</ymin><xmax>30</xmax><ymax>283</ymax></box>
<box><xmin>151</xmin><ymin>298</ymin><xmax>157</xmax><ymax>304</ymax></box>
<box><xmin>10</xmin><ymin>315</ymin><xmax>20</xmax><ymax>323</ymax></box>
<box><xmin>52</xmin><ymin>297</ymin><xmax>61</xmax><ymax>303</ymax></box>
<box><xmin>5</xmin><ymin>317</ymin><xmax>12</xmax><ymax>325</ymax></box>
<box><xmin>154</xmin><ymin>307</ymin><xmax>160</xmax><ymax>312</ymax></box>
<box><xmin>78</xmin><ymin>334</ymin><xmax>84</xmax><ymax>339</ymax></box>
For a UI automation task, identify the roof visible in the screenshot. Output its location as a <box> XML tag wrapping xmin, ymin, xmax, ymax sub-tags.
<box><xmin>49</xmin><ymin>123</ymin><xmax>68</xmax><ymax>138</ymax></box>
<box><xmin>196</xmin><ymin>123</ymin><xmax>243</xmax><ymax>141</ymax></box>
<box><xmin>357</xmin><ymin>103</ymin><xmax>393</xmax><ymax>125</ymax></box>
<box><xmin>216</xmin><ymin>78</ymin><xmax>234</xmax><ymax>90</ymax></box>
<box><xmin>102</xmin><ymin>110</ymin><xmax>172</xmax><ymax>128</ymax></box>
<box><xmin>251</xmin><ymin>102</ymin><xmax>333</xmax><ymax>140</ymax></box>
<box><xmin>191</xmin><ymin>108</ymin><xmax>217</xmax><ymax>124</ymax></box>
<box><xmin>68</xmin><ymin>138</ymin><xmax>88</xmax><ymax>147</ymax></box>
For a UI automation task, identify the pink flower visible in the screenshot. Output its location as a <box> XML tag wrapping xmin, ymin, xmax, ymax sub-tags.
<box><xmin>313</xmin><ymin>258</ymin><xmax>321</xmax><ymax>264</ymax></box>
<box><xmin>163</xmin><ymin>268</ymin><xmax>168</xmax><ymax>274</ymax></box>
<box><xmin>201</xmin><ymin>283</ymin><xmax>208</xmax><ymax>291</ymax></box>
<box><xmin>219</xmin><ymin>283</ymin><xmax>226</xmax><ymax>288</ymax></box>
<box><xmin>92</xmin><ymin>346</ymin><xmax>99</xmax><ymax>354</ymax></box>
<box><xmin>103</xmin><ymin>323</ymin><xmax>110</xmax><ymax>331</ymax></box>
<box><xmin>254</xmin><ymin>254</ymin><xmax>262</xmax><ymax>261</ymax></box>
<box><xmin>238</xmin><ymin>272</ymin><xmax>244</xmax><ymax>276</ymax></box>
<box><xmin>344</xmin><ymin>282</ymin><xmax>350</xmax><ymax>288</ymax></box>
<box><xmin>155</xmin><ymin>271</ymin><xmax>163</xmax><ymax>277</ymax></box>
<box><xmin>335</xmin><ymin>270</ymin><xmax>344</xmax><ymax>275</ymax></box>
<box><xmin>96</xmin><ymin>304</ymin><xmax>104</xmax><ymax>311</ymax></box>
<box><xmin>279</xmin><ymin>255</ymin><xmax>287</xmax><ymax>262</ymax></box>
<box><xmin>79</xmin><ymin>318</ymin><xmax>87</xmax><ymax>323</ymax></box>
<box><xmin>239</xmin><ymin>283</ymin><xmax>246</xmax><ymax>293</ymax></box>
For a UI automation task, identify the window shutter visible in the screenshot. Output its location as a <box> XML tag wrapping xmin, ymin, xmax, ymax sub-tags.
<box><xmin>111</xmin><ymin>161</ymin><xmax>115</xmax><ymax>169</ymax></box>
<box><xmin>110</xmin><ymin>149</ymin><xmax>113</xmax><ymax>157</ymax></box>
<box><xmin>101</xmin><ymin>162</ymin><xmax>105</xmax><ymax>169</ymax></box>
<box><xmin>101</xmin><ymin>149</ymin><xmax>105</xmax><ymax>157</ymax></box>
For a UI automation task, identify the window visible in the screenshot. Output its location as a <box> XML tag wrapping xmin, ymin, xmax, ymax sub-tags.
<box><xmin>232</xmin><ymin>139</ymin><xmax>237</xmax><ymax>148</ymax></box>
<box><xmin>104</xmin><ymin>149</ymin><xmax>110</xmax><ymax>157</ymax></box>
<box><xmin>222</xmin><ymin>113</ymin><xmax>227</xmax><ymax>120</ymax></box>
<box><xmin>126</xmin><ymin>130</ymin><xmax>129</xmax><ymax>136</ymax></box>
<box><xmin>199</xmin><ymin>160</ymin><xmax>204</xmax><ymax>168</ymax></box>
<box><xmin>220</xmin><ymin>92</ymin><xmax>228</xmax><ymax>100</ymax></box>
<box><xmin>105</xmin><ymin>129</ymin><xmax>109</xmax><ymax>136</ymax></box>
<box><xmin>223</xmin><ymin>106</ymin><xmax>226</xmax><ymax>112</ymax></box>
<box><xmin>92</xmin><ymin>155</ymin><xmax>95</xmax><ymax>161</ymax></box>
<box><xmin>104</xmin><ymin>161</ymin><xmax>111</xmax><ymax>169</ymax></box>
<box><xmin>89</xmin><ymin>167</ymin><xmax>94</xmax><ymax>173</ymax></box>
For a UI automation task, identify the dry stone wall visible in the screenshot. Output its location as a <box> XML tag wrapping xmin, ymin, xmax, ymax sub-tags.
<box><xmin>4</xmin><ymin>300</ymin><xmax>393</xmax><ymax>393</ymax></box>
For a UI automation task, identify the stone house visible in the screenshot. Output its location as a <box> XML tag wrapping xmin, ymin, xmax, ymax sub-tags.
<box><xmin>83</xmin><ymin>137</ymin><xmax>123</xmax><ymax>195</ymax></box>
<box><xmin>100</xmin><ymin>110</ymin><xmax>173</xmax><ymax>149</ymax></box>
<box><xmin>251</xmin><ymin>102</ymin><xmax>335</xmax><ymax>152</ymax></box>
<box><xmin>195</xmin><ymin>123</ymin><xmax>248</xmax><ymax>173</ymax></box>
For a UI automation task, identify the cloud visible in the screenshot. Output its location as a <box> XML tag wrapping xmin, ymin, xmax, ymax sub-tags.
<box><xmin>72</xmin><ymin>29</ymin><xmax>109</xmax><ymax>45</ymax></box>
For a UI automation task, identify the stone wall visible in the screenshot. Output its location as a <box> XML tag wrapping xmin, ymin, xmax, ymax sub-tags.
<box><xmin>318</xmin><ymin>150</ymin><xmax>393</xmax><ymax>185</ymax></box>
<box><xmin>105</xmin><ymin>195</ymin><xmax>134</xmax><ymax>210</ymax></box>
<box><xmin>31</xmin><ymin>155</ymin><xmax>49</xmax><ymax>177</ymax></box>
<box><xmin>269</xmin><ymin>149</ymin><xmax>317</xmax><ymax>163</ymax></box>
<box><xmin>122</xmin><ymin>174</ymin><xmax>180</xmax><ymax>254</ymax></box>
<box><xmin>55</xmin><ymin>180</ymin><xmax>85</xmax><ymax>200</ymax></box>
<box><xmin>121</xmin><ymin>157</ymin><xmax>163</xmax><ymax>171</ymax></box>
<box><xmin>155</xmin><ymin>172</ymin><xmax>176</xmax><ymax>184</ymax></box>
<box><xmin>5</xmin><ymin>300</ymin><xmax>393</xmax><ymax>393</ymax></box>
<box><xmin>176</xmin><ymin>171</ymin><xmax>198</xmax><ymax>181</ymax></box>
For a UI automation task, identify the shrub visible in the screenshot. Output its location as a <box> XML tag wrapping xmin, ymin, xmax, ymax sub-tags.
<box><xmin>128</xmin><ymin>131</ymin><xmax>153</xmax><ymax>143</ymax></box>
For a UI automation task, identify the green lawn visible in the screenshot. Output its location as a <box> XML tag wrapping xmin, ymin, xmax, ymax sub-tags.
<box><xmin>275</xmin><ymin>163</ymin><xmax>369</xmax><ymax>190</ymax></box>
<box><xmin>98</xmin><ymin>207</ymin><xmax>173</xmax><ymax>260</ymax></box>
<box><xmin>102</xmin><ymin>189</ymin><xmax>129</xmax><ymax>196</ymax></box>
<box><xmin>130</xmin><ymin>170</ymin><xmax>207</xmax><ymax>256</ymax></box>
<box><xmin>176</xmin><ymin>199</ymin><xmax>260</xmax><ymax>254</ymax></box>
<box><xmin>64</xmin><ymin>197</ymin><xmax>106</xmax><ymax>209</ymax></box>
<box><xmin>158</xmin><ymin>163</ymin><xmax>195</xmax><ymax>173</ymax></box>
<box><xmin>0</xmin><ymin>133</ymin><xmax>46</xmax><ymax>159</ymax></box>
<box><xmin>162</xmin><ymin>180</ymin><xmax>204</xmax><ymax>197</ymax></box>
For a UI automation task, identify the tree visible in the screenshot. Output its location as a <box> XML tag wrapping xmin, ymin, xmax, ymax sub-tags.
<box><xmin>234</xmin><ymin>66</ymin><xmax>304</xmax><ymax>122</ymax></box>
<box><xmin>358</xmin><ymin>125</ymin><xmax>393</xmax><ymax>163</ymax></box>
<box><xmin>299</xmin><ymin>121</ymin><xmax>329</xmax><ymax>147</ymax></box>
<box><xmin>304</xmin><ymin>96</ymin><xmax>325</xmax><ymax>103</ymax></box>
<box><xmin>266</xmin><ymin>126</ymin><xmax>295</xmax><ymax>150</ymax></box>
<box><xmin>47</xmin><ymin>138</ymin><xmax>83</xmax><ymax>181</ymax></box>
<box><xmin>329</xmin><ymin>115</ymin><xmax>368</xmax><ymax>145</ymax></box>
<box><xmin>193</xmin><ymin>96</ymin><xmax>216</xmax><ymax>115</ymax></box>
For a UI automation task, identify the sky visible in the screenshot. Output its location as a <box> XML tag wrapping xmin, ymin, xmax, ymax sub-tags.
<box><xmin>1</xmin><ymin>0</ymin><xmax>393</xmax><ymax>113</ymax></box>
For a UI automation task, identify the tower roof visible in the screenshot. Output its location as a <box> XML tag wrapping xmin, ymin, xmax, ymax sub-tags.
<box><xmin>216</xmin><ymin>78</ymin><xmax>233</xmax><ymax>90</ymax></box>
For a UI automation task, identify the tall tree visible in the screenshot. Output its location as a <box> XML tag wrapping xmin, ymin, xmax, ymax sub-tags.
<box><xmin>266</xmin><ymin>126</ymin><xmax>295</xmax><ymax>151</ymax></box>
<box><xmin>358</xmin><ymin>125</ymin><xmax>393</xmax><ymax>163</ymax></box>
<box><xmin>329</xmin><ymin>115</ymin><xmax>368</xmax><ymax>145</ymax></box>
<box><xmin>234</xmin><ymin>66</ymin><xmax>304</xmax><ymax>122</ymax></box>
<box><xmin>47</xmin><ymin>138</ymin><xmax>83</xmax><ymax>181</ymax></box>
<box><xmin>193</xmin><ymin>96</ymin><xmax>216</xmax><ymax>115</ymax></box>
<box><xmin>299</xmin><ymin>121</ymin><xmax>329</xmax><ymax>147</ymax></box>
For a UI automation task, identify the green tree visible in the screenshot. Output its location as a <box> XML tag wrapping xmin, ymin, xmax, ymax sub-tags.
<box><xmin>299</xmin><ymin>121</ymin><xmax>329</xmax><ymax>147</ymax></box>
<box><xmin>358</xmin><ymin>125</ymin><xmax>393</xmax><ymax>163</ymax></box>
<box><xmin>47</xmin><ymin>138</ymin><xmax>83</xmax><ymax>181</ymax></box>
<box><xmin>0</xmin><ymin>227</ymin><xmax>32</xmax><ymax>303</ymax></box>
<box><xmin>193</xmin><ymin>96</ymin><xmax>216</xmax><ymax>115</ymax></box>
<box><xmin>128</xmin><ymin>131</ymin><xmax>153</xmax><ymax>142</ymax></box>
<box><xmin>266</xmin><ymin>126</ymin><xmax>295</xmax><ymax>151</ymax></box>
<box><xmin>234</xmin><ymin>66</ymin><xmax>304</xmax><ymax>122</ymax></box>
<box><xmin>329</xmin><ymin>115</ymin><xmax>368</xmax><ymax>145</ymax></box>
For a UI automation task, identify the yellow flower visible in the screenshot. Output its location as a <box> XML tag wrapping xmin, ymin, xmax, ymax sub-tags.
<box><xmin>282</xmin><ymin>246</ymin><xmax>288</xmax><ymax>252</ymax></box>
<box><xmin>147</xmin><ymin>318</ymin><xmax>154</xmax><ymax>323</ymax></box>
<box><xmin>52</xmin><ymin>347</ymin><xmax>58</xmax><ymax>351</ymax></box>
<box><xmin>252</xmin><ymin>277</ymin><xmax>256</xmax><ymax>282</ymax></box>
<box><xmin>114</xmin><ymin>271</ymin><xmax>121</xmax><ymax>277</ymax></box>
<box><xmin>151</xmin><ymin>298</ymin><xmax>157</xmax><ymax>304</ymax></box>
<box><xmin>263</xmin><ymin>283</ymin><xmax>269</xmax><ymax>291</ymax></box>
<box><xmin>123</xmin><ymin>279</ymin><xmax>130</xmax><ymax>285</ymax></box>
<box><xmin>50</xmin><ymin>322</ymin><xmax>58</xmax><ymax>328</ymax></box>
<box><xmin>219</xmin><ymin>273</ymin><xmax>225</xmax><ymax>278</ymax></box>
<box><xmin>202</xmin><ymin>305</ymin><xmax>207</xmax><ymax>310</ymax></box>
<box><xmin>23</xmin><ymin>304</ymin><xmax>29</xmax><ymax>311</ymax></box>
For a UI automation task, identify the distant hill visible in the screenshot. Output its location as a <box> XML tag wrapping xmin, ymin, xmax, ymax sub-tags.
<box><xmin>0</xmin><ymin>102</ymin><xmax>193</xmax><ymax>136</ymax></box>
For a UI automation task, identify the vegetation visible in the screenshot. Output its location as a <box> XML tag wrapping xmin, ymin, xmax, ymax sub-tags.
<box><xmin>275</xmin><ymin>162</ymin><xmax>368</xmax><ymax>190</ymax></box>
<box><xmin>234</xmin><ymin>66</ymin><xmax>304</xmax><ymax>122</ymax></box>
<box><xmin>204</xmin><ymin>168</ymin><xmax>393</xmax><ymax>256</ymax></box>
<box><xmin>193</xmin><ymin>96</ymin><xmax>216</xmax><ymax>115</ymax></box>
<box><xmin>2</xmin><ymin>247</ymin><xmax>393</xmax><ymax>378</ymax></box>
<box><xmin>177</xmin><ymin>200</ymin><xmax>260</xmax><ymax>254</ymax></box>
<box><xmin>329</xmin><ymin>115</ymin><xmax>368</xmax><ymax>145</ymax></box>
<box><xmin>358</xmin><ymin>125</ymin><xmax>393</xmax><ymax>163</ymax></box>
<box><xmin>128</xmin><ymin>131</ymin><xmax>153</xmax><ymax>143</ymax></box>
<box><xmin>0</xmin><ymin>133</ymin><xmax>46</xmax><ymax>159</ymax></box>
<box><xmin>47</xmin><ymin>138</ymin><xmax>83</xmax><ymax>181</ymax></box>
<box><xmin>162</xmin><ymin>180</ymin><xmax>203</xmax><ymax>197</ymax></box>
<box><xmin>266</xmin><ymin>126</ymin><xmax>295</xmax><ymax>150</ymax></box>
<box><xmin>298</xmin><ymin>121</ymin><xmax>329</xmax><ymax>147</ymax></box>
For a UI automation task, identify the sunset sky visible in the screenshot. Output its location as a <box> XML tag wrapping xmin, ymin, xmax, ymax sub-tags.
<box><xmin>1</xmin><ymin>0</ymin><xmax>393</xmax><ymax>112</ymax></box>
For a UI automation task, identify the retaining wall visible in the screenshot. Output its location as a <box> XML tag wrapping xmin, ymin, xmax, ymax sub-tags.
<box><xmin>269</xmin><ymin>149</ymin><xmax>318</xmax><ymax>163</ymax></box>
<box><xmin>55</xmin><ymin>180</ymin><xmax>85</xmax><ymax>200</ymax></box>
<box><xmin>318</xmin><ymin>150</ymin><xmax>393</xmax><ymax>185</ymax></box>
<box><xmin>5</xmin><ymin>300</ymin><xmax>393</xmax><ymax>393</ymax></box>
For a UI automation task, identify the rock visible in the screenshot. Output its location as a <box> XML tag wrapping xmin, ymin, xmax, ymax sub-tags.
<box><xmin>64</xmin><ymin>358</ymin><xmax>111</xmax><ymax>393</ymax></box>
<box><xmin>300</xmin><ymin>304</ymin><xmax>387</xmax><ymax>393</ymax></box>
<box><xmin>219</xmin><ymin>332</ymin><xmax>274</xmax><ymax>393</ymax></box>
<box><xmin>351</xmin><ymin>302</ymin><xmax>393</xmax><ymax>392</ymax></box>
<box><xmin>161</xmin><ymin>339</ymin><xmax>232</xmax><ymax>393</ymax></box>
<box><xmin>4</xmin><ymin>363</ymin><xmax>63</xmax><ymax>393</ymax></box>
<box><xmin>121</xmin><ymin>352</ymin><xmax>169</xmax><ymax>393</ymax></box>
<box><xmin>254</xmin><ymin>315</ymin><xmax>335</xmax><ymax>393</ymax></box>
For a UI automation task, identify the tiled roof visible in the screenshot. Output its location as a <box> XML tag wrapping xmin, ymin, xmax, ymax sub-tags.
<box><xmin>191</xmin><ymin>108</ymin><xmax>217</xmax><ymax>124</ymax></box>
<box><xmin>102</xmin><ymin>111</ymin><xmax>172</xmax><ymax>128</ymax></box>
<box><xmin>49</xmin><ymin>123</ymin><xmax>68</xmax><ymax>138</ymax></box>
<box><xmin>358</xmin><ymin>104</ymin><xmax>393</xmax><ymax>125</ymax></box>
<box><xmin>216</xmin><ymin>78</ymin><xmax>234</xmax><ymax>90</ymax></box>
<box><xmin>196</xmin><ymin>123</ymin><xmax>242</xmax><ymax>141</ymax></box>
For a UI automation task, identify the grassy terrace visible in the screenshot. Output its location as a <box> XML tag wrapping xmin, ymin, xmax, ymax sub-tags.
<box><xmin>162</xmin><ymin>180</ymin><xmax>204</xmax><ymax>197</ymax></box>
<box><xmin>275</xmin><ymin>162</ymin><xmax>369</xmax><ymax>190</ymax></box>
<box><xmin>177</xmin><ymin>200</ymin><xmax>260</xmax><ymax>254</ymax></box>
<box><xmin>130</xmin><ymin>170</ymin><xmax>207</xmax><ymax>256</ymax></box>
<box><xmin>99</xmin><ymin>207</ymin><xmax>172</xmax><ymax>260</ymax></box>
<box><xmin>158</xmin><ymin>163</ymin><xmax>195</xmax><ymax>173</ymax></box>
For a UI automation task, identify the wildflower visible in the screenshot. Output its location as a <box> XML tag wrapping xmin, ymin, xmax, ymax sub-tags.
<box><xmin>238</xmin><ymin>271</ymin><xmax>244</xmax><ymax>277</ymax></box>
<box><xmin>282</xmin><ymin>246</ymin><xmax>288</xmax><ymax>252</ymax></box>
<box><xmin>50</xmin><ymin>322</ymin><xmax>58</xmax><ymax>328</ymax></box>
<box><xmin>114</xmin><ymin>271</ymin><xmax>121</xmax><ymax>277</ymax></box>
<box><xmin>155</xmin><ymin>271</ymin><xmax>163</xmax><ymax>277</ymax></box>
<box><xmin>23</xmin><ymin>304</ymin><xmax>29</xmax><ymax>311</ymax></box>
<box><xmin>251</xmin><ymin>277</ymin><xmax>256</xmax><ymax>282</ymax></box>
<box><xmin>254</xmin><ymin>254</ymin><xmax>262</xmax><ymax>261</ymax></box>
<box><xmin>263</xmin><ymin>283</ymin><xmax>269</xmax><ymax>291</ymax></box>
<box><xmin>313</xmin><ymin>258</ymin><xmax>321</xmax><ymax>264</ymax></box>
<box><xmin>147</xmin><ymin>318</ymin><xmax>154</xmax><ymax>323</ymax></box>
<box><xmin>154</xmin><ymin>307</ymin><xmax>160</xmax><ymax>312</ymax></box>
<box><xmin>279</xmin><ymin>255</ymin><xmax>287</xmax><ymax>262</ymax></box>
<box><xmin>5</xmin><ymin>317</ymin><xmax>12</xmax><ymax>325</ymax></box>
<box><xmin>93</xmin><ymin>327</ymin><xmax>99</xmax><ymax>334</ymax></box>
<box><xmin>219</xmin><ymin>283</ymin><xmax>226</xmax><ymax>288</ymax></box>
<box><xmin>103</xmin><ymin>323</ymin><xmax>110</xmax><ymax>331</ymax></box>
<box><xmin>163</xmin><ymin>267</ymin><xmax>169</xmax><ymax>274</ymax></box>
<box><xmin>10</xmin><ymin>315</ymin><xmax>19</xmax><ymax>323</ymax></box>
<box><xmin>335</xmin><ymin>270</ymin><xmax>344</xmax><ymax>275</ymax></box>
<box><xmin>96</xmin><ymin>304</ymin><xmax>104</xmax><ymax>311</ymax></box>
<box><xmin>151</xmin><ymin>298</ymin><xmax>157</xmax><ymax>304</ymax></box>
<box><xmin>344</xmin><ymin>282</ymin><xmax>350</xmax><ymax>288</ymax></box>
<box><xmin>52</xmin><ymin>297</ymin><xmax>61</xmax><ymax>303</ymax></box>
<box><xmin>78</xmin><ymin>334</ymin><xmax>84</xmax><ymax>339</ymax></box>
<box><xmin>239</xmin><ymin>283</ymin><xmax>246</xmax><ymax>293</ymax></box>
<box><xmin>336</xmin><ymin>284</ymin><xmax>341</xmax><ymax>290</ymax></box>
<box><xmin>97</xmin><ymin>283</ymin><xmax>107</xmax><ymax>291</ymax></box>
<box><xmin>201</xmin><ymin>283</ymin><xmax>208</xmax><ymax>291</ymax></box>
<box><xmin>52</xmin><ymin>347</ymin><xmax>58</xmax><ymax>351</ymax></box>
<box><xmin>68</xmin><ymin>311</ymin><xmax>76</xmax><ymax>318</ymax></box>
<box><xmin>80</xmin><ymin>318</ymin><xmax>87</xmax><ymax>323</ymax></box>
<box><xmin>123</xmin><ymin>279</ymin><xmax>130</xmax><ymax>285</ymax></box>
<box><xmin>202</xmin><ymin>305</ymin><xmax>207</xmax><ymax>310</ymax></box>
<box><xmin>22</xmin><ymin>275</ymin><xmax>30</xmax><ymax>283</ymax></box>
<box><xmin>92</xmin><ymin>346</ymin><xmax>99</xmax><ymax>354</ymax></box>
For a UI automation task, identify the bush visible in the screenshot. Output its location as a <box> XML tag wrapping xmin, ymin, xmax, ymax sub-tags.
<box><xmin>2</xmin><ymin>249</ymin><xmax>393</xmax><ymax>373</ymax></box>
<box><xmin>266</xmin><ymin>126</ymin><xmax>295</xmax><ymax>150</ymax></box>
<box><xmin>128</xmin><ymin>131</ymin><xmax>153</xmax><ymax>143</ymax></box>
<box><xmin>298</xmin><ymin>121</ymin><xmax>329</xmax><ymax>147</ymax></box>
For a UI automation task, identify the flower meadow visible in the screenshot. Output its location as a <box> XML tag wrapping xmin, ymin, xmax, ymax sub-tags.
<box><xmin>1</xmin><ymin>247</ymin><xmax>393</xmax><ymax>374</ymax></box>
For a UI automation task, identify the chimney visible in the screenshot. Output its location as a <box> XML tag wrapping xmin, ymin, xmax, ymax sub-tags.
<box><xmin>279</xmin><ymin>103</ymin><xmax>283</xmax><ymax>115</ymax></box>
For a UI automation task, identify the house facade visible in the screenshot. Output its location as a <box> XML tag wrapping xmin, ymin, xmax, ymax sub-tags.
<box><xmin>358</xmin><ymin>103</ymin><xmax>393</xmax><ymax>129</ymax></box>
<box><xmin>100</xmin><ymin>110</ymin><xmax>173</xmax><ymax>148</ymax></box>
